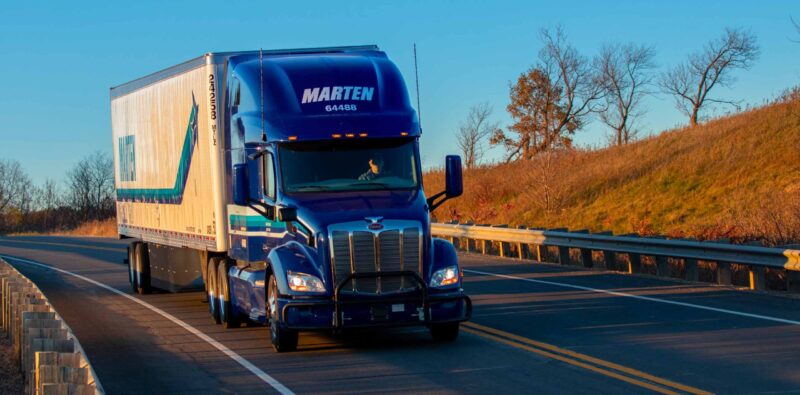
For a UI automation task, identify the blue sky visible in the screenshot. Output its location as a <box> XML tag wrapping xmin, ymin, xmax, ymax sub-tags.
<box><xmin>1</xmin><ymin>1</ymin><xmax>798</xmax><ymax>184</ymax></box>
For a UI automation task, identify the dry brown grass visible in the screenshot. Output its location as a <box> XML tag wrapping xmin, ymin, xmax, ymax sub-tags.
<box><xmin>11</xmin><ymin>218</ymin><xmax>118</xmax><ymax>238</ymax></box>
<box><xmin>0</xmin><ymin>331</ymin><xmax>23</xmax><ymax>395</ymax></box>
<box><xmin>426</xmin><ymin>97</ymin><xmax>800</xmax><ymax>245</ymax></box>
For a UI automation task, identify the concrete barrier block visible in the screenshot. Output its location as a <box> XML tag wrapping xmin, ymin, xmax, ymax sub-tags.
<box><xmin>35</xmin><ymin>352</ymin><xmax>82</xmax><ymax>395</ymax></box>
<box><xmin>24</xmin><ymin>328</ymin><xmax>69</xmax><ymax>375</ymax></box>
<box><xmin>37</xmin><ymin>366</ymin><xmax>90</xmax><ymax>394</ymax></box>
<box><xmin>40</xmin><ymin>383</ymin><xmax>96</xmax><ymax>395</ymax></box>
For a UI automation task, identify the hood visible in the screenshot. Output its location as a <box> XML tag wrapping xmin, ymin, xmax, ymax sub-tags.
<box><xmin>280</xmin><ymin>189</ymin><xmax>430</xmax><ymax>233</ymax></box>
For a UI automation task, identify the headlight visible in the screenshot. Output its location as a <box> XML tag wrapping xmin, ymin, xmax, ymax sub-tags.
<box><xmin>430</xmin><ymin>265</ymin><xmax>459</xmax><ymax>287</ymax></box>
<box><xmin>286</xmin><ymin>271</ymin><xmax>325</xmax><ymax>292</ymax></box>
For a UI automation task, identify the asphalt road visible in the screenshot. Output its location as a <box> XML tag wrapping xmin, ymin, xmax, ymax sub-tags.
<box><xmin>2</xmin><ymin>236</ymin><xmax>800</xmax><ymax>394</ymax></box>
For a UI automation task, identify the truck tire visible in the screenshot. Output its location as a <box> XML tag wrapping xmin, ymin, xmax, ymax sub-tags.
<box><xmin>207</xmin><ymin>258</ymin><xmax>222</xmax><ymax>324</ymax></box>
<box><xmin>133</xmin><ymin>242</ymin><xmax>151</xmax><ymax>295</ymax></box>
<box><xmin>128</xmin><ymin>245</ymin><xmax>138</xmax><ymax>293</ymax></box>
<box><xmin>218</xmin><ymin>259</ymin><xmax>241</xmax><ymax>329</ymax></box>
<box><xmin>267</xmin><ymin>274</ymin><xmax>298</xmax><ymax>352</ymax></box>
<box><xmin>430</xmin><ymin>322</ymin><xmax>460</xmax><ymax>342</ymax></box>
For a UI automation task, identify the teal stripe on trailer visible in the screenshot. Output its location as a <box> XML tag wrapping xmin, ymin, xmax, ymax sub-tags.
<box><xmin>116</xmin><ymin>95</ymin><xmax>199</xmax><ymax>204</ymax></box>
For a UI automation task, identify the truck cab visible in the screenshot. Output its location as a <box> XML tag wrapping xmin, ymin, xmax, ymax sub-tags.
<box><xmin>211</xmin><ymin>47</ymin><xmax>470</xmax><ymax>351</ymax></box>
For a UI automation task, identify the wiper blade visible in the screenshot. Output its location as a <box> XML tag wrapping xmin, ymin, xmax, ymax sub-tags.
<box><xmin>346</xmin><ymin>181</ymin><xmax>392</xmax><ymax>188</ymax></box>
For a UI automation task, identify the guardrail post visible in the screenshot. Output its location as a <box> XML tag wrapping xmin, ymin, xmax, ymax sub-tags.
<box><xmin>749</xmin><ymin>266</ymin><xmax>766</xmax><ymax>291</ymax></box>
<box><xmin>601</xmin><ymin>250</ymin><xmax>614</xmax><ymax>271</ymax></box>
<box><xmin>786</xmin><ymin>271</ymin><xmax>800</xmax><ymax>293</ymax></box>
<box><xmin>627</xmin><ymin>253</ymin><xmax>642</xmax><ymax>273</ymax></box>
<box><xmin>655</xmin><ymin>256</ymin><xmax>670</xmax><ymax>277</ymax></box>
<box><xmin>558</xmin><ymin>247</ymin><xmax>571</xmax><ymax>266</ymax></box>
<box><xmin>498</xmin><ymin>241</ymin><xmax>507</xmax><ymax>258</ymax></box>
<box><xmin>580</xmin><ymin>249</ymin><xmax>593</xmax><ymax>269</ymax></box>
<box><xmin>685</xmin><ymin>259</ymin><xmax>699</xmax><ymax>282</ymax></box>
<box><xmin>480</xmin><ymin>240</ymin><xmax>487</xmax><ymax>255</ymax></box>
<box><xmin>535</xmin><ymin>245</ymin><xmax>543</xmax><ymax>262</ymax></box>
<box><xmin>716</xmin><ymin>262</ymin><xmax>732</xmax><ymax>285</ymax></box>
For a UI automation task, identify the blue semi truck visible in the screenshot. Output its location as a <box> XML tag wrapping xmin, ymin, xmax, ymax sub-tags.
<box><xmin>110</xmin><ymin>45</ymin><xmax>470</xmax><ymax>352</ymax></box>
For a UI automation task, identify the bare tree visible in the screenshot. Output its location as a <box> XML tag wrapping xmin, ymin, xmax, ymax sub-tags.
<box><xmin>0</xmin><ymin>159</ymin><xmax>32</xmax><ymax>214</ymax></box>
<box><xmin>493</xmin><ymin>27</ymin><xmax>604</xmax><ymax>161</ymax></box>
<box><xmin>67</xmin><ymin>152</ymin><xmax>115</xmax><ymax>220</ymax></box>
<box><xmin>597</xmin><ymin>43</ymin><xmax>656</xmax><ymax>145</ymax></box>
<box><xmin>456</xmin><ymin>103</ymin><xmax>498</xmax><ymax>169</ymax></box>
<box><xmin>660</xmin><ymin>28</ymin><xmax>759</xmax><ymax>127</ymax></box>
<box><xmin>36</xmin><ymin>179</ymin><xmax>62</xmax><ymax>229</ymax></box>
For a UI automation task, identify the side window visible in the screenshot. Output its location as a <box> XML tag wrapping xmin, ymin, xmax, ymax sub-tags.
<box><xmin>263</xmin><ymin>153</ymin><xmax>275</xmax><ymax>200</ymax></box>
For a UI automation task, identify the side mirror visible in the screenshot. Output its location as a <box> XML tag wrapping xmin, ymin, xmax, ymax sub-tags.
<box><xmin>427</xmin><ymin>155</ymin><xmax>464</xmax><ymax>213</ymax></box>
<box><xmin>444</xmin><ymin>155</ymin><xmax>463</xmax><ymax>198</ymax></box>
<box><xmin>277</xmin><ymin>206</ymin><xmax>297</xmax><ymax>222</ymax></box>
<box><xmin>233</xmin><ymin>163</ymin><xmax>248</xmax><ymax>205</ymax></box>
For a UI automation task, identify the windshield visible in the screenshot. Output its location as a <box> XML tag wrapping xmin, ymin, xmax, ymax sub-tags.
<box><xmin>279</xmin><ymin>138</ymin><xmax>420</xmax><ymax>193</ymax></box>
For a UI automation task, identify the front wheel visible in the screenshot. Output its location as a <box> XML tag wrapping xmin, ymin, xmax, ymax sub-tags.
<box><xmin>207</xmin><ymin>258</ymin><xmax>222</xmax><ymax>324</ymax></box>
<box><xmin>430</xmin><ymin>322</ymin><xmax>460</xmax><ymax>342</ymax></box>
<box><xmin>267</xmin><ymin>274</ymin><xmax>298</xmax><ymax>352</ymax></box>
<box><xmin>218</xmin><ymin>259</ymin><xmax>241</xmax><ymax>329</ymax></box>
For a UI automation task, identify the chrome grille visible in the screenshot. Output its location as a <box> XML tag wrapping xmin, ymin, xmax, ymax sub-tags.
<box><xmin>329</xmin><ymin>220</ymin><xmax>422</xmax><ymax>294</ymax></box>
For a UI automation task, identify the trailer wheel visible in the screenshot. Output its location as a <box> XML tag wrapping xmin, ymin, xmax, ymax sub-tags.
<box><xmin>133</xmin><ymin>242</ymin><xmax>151</xmax><ymax>295</ymax></box>
<box><xmin>430</xmin><ymin>322</ymin><xmax>460</xmax><ymax>342</ymax></box>
<box><xmin>207</xmin><ymin>258</ymin><xmax>222</xmax><ymax>324</ymax></box>
<box><xmin>128</xmin><ymin>244</ymin><xmax>138</xmax><ymax>293</ymax></box>
<box><xmin>267</xmin><ymin>274</ymin><xmax>298</xmax><ymax>352</ymax></box>
<box><xmin>218</xmin><ymin>259</ymin><xmax>241</xmax><ymax>329</ymax></box>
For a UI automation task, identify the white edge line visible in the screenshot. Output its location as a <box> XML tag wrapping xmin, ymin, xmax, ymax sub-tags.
<box><xmin>464</xmin><ymin>268</ymin><xmax>800</xmax><ymax>326</ymax></box>
<box><xmin>2</xmin><ymin>255</ymin><xmax>295</xmax><ymax>395</ymax></box>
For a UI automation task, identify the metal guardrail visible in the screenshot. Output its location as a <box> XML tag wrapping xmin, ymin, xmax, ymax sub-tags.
<box><xmin>431</xmin><ymin>223</ymin><xmax>800</xmax><ymax>292</ymax></box>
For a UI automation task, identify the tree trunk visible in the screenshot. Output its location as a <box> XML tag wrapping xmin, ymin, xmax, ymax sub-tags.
<box><xmin>690</xmin><ymin>106</ymin><xmax>699</xmax><ymax>127</ymax></box>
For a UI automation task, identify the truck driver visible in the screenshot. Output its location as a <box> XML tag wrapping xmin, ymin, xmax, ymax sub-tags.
<box><xmin>358</xmin><ymin>154</ymin><xmax>384</xmax><ymax>181</ymax></box>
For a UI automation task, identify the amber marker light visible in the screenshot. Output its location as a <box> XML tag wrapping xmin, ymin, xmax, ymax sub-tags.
<box><xmin>400</xmin><ymin>132</ymin><xmax>409</xmax><ymax>136</ymax></box>
<box><xmin>345</xmin><ymin>133</ymin><xmax>355</xmax><ymax>138</ymax></box>
<box><xmin>359</xmin><ymin>133</ymin><xmax>368</xmax><ymax>137</ymax></box>
<box><xmin>332</xmin><ymin>134</ymin><xmax>342</xmax><ymax>138</ymax></box>
<box><xmin>287</xmin><ymin>136</ymin><xmax>298</xmax><ymax>141</ymax></box>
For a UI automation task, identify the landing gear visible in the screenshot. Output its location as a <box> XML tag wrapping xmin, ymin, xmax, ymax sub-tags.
<box><xmin>267</xmin><ymin>274</ymin><xmax>298</xmax><ymax>352</ymax></box>
<box><xmin>430</xmin><ymin>322</ymin><xmax>460</xmax><ymax>342</ymax></box>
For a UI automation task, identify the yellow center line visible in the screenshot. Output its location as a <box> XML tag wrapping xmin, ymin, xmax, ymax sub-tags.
<box><xmin>0</xmin><ymin>238</ymin><xmax>125</xmax><ymax>253</ymax></box>
<box><xmin>463</xmin><ymin>322</ymin><xmax>712</xmax><ymax>395</ymax></box>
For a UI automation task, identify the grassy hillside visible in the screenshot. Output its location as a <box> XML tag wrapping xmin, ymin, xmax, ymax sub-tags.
<box><xmin>425</xmin><ymin>96</ymin><xmax>800</xmax><ymax>245</ymax></box>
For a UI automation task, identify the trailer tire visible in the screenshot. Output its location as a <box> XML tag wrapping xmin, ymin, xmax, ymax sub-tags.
<box><xmin>268</xmin><ymin>274</ymin><xmax>298</xmax><ymax>352</ymax></box>
<box><xmin>128</xmin><ymin>245</ymin><xmax>138</xmax><ymax>293</ymax></box>
<box><xmin>207</xmin><ymin>258</ymin><xmax>222</xmax><ymax>324</ymax></box>
<box><xmin>133</xmin><ymin>242</ymin><xmax>151</xmax><ymax>295</ymax></box>
<box><xmin>430</xmin><ymin>322</ymin><xmax>460</xmax><ymax>342</ymax></box>
<box><xmin>218</xmin><ymin>259</ymin><xmax>241</xmax><ymax>329</ymax></box>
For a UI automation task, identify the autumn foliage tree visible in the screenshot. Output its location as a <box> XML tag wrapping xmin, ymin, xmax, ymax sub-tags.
<box><xmin>493</xmin><ymin>27</ymin><xmax>603</xmax><ymax>161</ymax></box>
